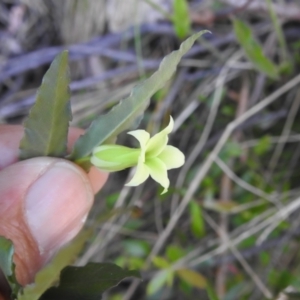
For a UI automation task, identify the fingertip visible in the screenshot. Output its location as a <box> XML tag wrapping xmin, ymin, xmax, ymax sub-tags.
<box><xmin>0</xmin><ymin>125</ymin><xmax>23</xmax><ymax>169</ymax></box>
<box><xmin>67</xmin><ymin>127</ymin><xmax>84</xmax><ymax>152</ymax></box>
<box><xmin>87</xmin><ymin>166</ymin><xmax>108</xmax><ymax>194</ymax></box>
<box><xmin>0</xmin><ymin>126</ymin><xmax>86</xmax><ymax>170</ymax></box>
<box><xmin>0</xmin><ymin>157</ymin><xmax>95</xmax><ymax>285</ymax></box>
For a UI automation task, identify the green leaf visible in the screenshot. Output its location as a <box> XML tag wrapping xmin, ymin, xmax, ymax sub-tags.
<box><xmin>0</xmin><ymin>236</ymin><xmax>21</xmax><ymax>296</ymax></box>
<box><xmin>123</xmin><ymin>240</ymin><xmax>150</xmax><ymax>258</ymax></box>
<box><xmin>166</xmin><ymin>245</ymin><xmax>185</xmax><ymax>262</ymax></box>
<box><xmin>176</xmin><ymin>269</ymin><xmax>207</xmax><ymax>289</ymax></box>
<box><xmin>19</xmin><ymin>51</ymin><xmax>71</xmax><ymax>160</ymax></box>
<box><xmin>69</xmin><ymin>30</ymin><xmax>209</xmax><ymax>162</ymax></box>
<box><xmin>233</xmin><ymin>19</ymin><xmax>279</xmax><ymax>79</ymax></box>
<box><xmin>172</xmin><ymin>0</ymin><xmax>191</xmax><ymax>39</ymax></box>
<box><xmin>189</xmin><ymin>201</ymin><xmax>205</xmax><ymax>238</ymax></box>
<box><xmin>206</xmin><ymin>281</ymin><xmax>220</xmax><ymax>300</ymax></box>
<box><xmin>18</xmin><ymin>230</ymin><xmax>90</xmax><ymax>300</ymax></box>
<box><xmin>147</xmin><ymin>270</ymin><xmax>172</xmax><ymax>295</ymax></box>
<box><xmin>0</xmin><ymin>236</ymin><xmax>14</xmax><ymax>284</ymax></box>
<box><xmin>152</xmin><ymin>256</ymin><xmax>170</xmax><ymax>269</ymax></box>
<box><xmin>222</xmin><ymin>141</ymin><xmax>243</xmax><ymax>158</ymax></box>
<box><xmin>38</xmin><ymin>263</ymin><xmax>141</xmax><ymax>300</ymax></box>
<box><xmin>254</xmin><ymin>135</ymin><xmax>271</xmax><ymax>155</ymax></box>
<box><xmin>127</xmin><ymin>257</ymin><xmax>144</xmax><ymax>269</ymax></box>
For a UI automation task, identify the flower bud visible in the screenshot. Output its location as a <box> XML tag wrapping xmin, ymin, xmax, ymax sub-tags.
<box><xmin>91</xmin><ymin>145</ymin><xmax>140</xmax><ymax>172</ymax></box>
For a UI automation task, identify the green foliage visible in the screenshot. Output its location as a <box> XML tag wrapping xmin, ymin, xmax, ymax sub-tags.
<box><xmin>254</xmin><ymin>135</ymin><xmax>271</xmax><ymax>155</ymax></box>
<box><xmin>268</xmin><ymin>269</ymin><xmax>294</xmax><ymax>291</ymax></box>
<box><xmin>147</xmin><ymin>270</ymin><xmax>173</xmax><ymax>295</ymax></box>
<box><xmin>18</xmin><ymin>230</ymin><xmax>90</xmax><ymax>300</ymax></box>
<box><xmin>259</xmin><ymin>251</ymin><xmax>271</xmax><ymax>266</ymax></box>
<box><xmin>233</xmin><ymin>18</ymin><xmax>279</xmax><ymax>79</ymax></box>
<box><xmin>152</xmin><ymin>82</ymin><xmax>171</xmax><ymax>103</ymax></box>
<box><xmin>152</xmin><ymin>256</ymin><xmax>170</xmax><ymax>269</ymax></box>
<box><xmin>123</xmin><ymin>219</ymin><xmax>144</xmax><ymax>230</ymax></box>
<box><xmin>239</xmin><ymin>236</ymin><xmax>256</xmax><ymax>249</ymax></box>
<box><xmin>221</xmin><ymin>141</ymin><xmax>243</xmax><ymax>159</ymax></box>
<box><xmin>0</xmin><ymin>236</ymin><xmax>20</xmax><ymax>296</ymax></box>
<box><xmin>38</xmin><ymin>263</ymin><xmax>140</xmax><ymax>300</ymax></box>
<box><xmin>123</xmin><ymin>240</ymin><xmax>150</xmax><ymax>257</ymax></box>
<box><xmin>166</xmin><ymin>245</ymin><xmax>185</xmax><ymax>262</ymax></box>
<box><xmin>172</xmin><ymin>0</ymin><xmax>191</xmax><ymax>39</ymax></box>
<box><xmin>19</xmin><ymin>51</ymin><xmax>71</xmax><ymax>160</ymax></box>
<box><xmin>189</xmin><ymin>200</ymin><xmax>205</xmax><ymax>238</ymax></box>
<box><xmin>69</xmin><ymin>30</ymin><xmax>209</xmax><ymax>163</ymax></box>
<box><xmin>206</xmin><ymin>282</ymin><xmax>220</xmax><ymax>300</ymax></box>
<box><xmin>176</xmin><ymin>269</ymin><xmax>207</xmax><ymax>289</ymax></box>
<box><xmin>148</xmin><ymin>252</ymin><xmax>208</xmax><ymax>295</ymax></box>
<box><xmin>221</xmin><ymin>105</ymin><xmax>235</xmax><ymax>117</ymax></box>
<box><xmin>179</xmin><ymin>279</ymin><xmax>193</xmax><ymax>295</ymax></box>
<box><xmin>224</xmin><ymin>282</ymin><xmax>251</xmax><ymax>300</ymax></box>
<box><xmin>115</xmin><ymin>255</ymin><xmax>144</xmax><ymax>270</ymax></box>
<box><xmin>105</xmin><ymin>193</ymin><xmax>119</xmax><ymax>209</ymax></box>
<box><xmin>265</xmin><ymin>0</ymin><xmax>289</xmax><ymax>64</ymax></box>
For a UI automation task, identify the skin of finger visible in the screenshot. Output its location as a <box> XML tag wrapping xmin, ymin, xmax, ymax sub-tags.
<box><xmin>0</xmin><ymin>158</ymin><xmax>95</xmax><ymax>286</ymax></box>
<box><xmin>0</xmin><ymin>159</ymin><xmax>51</xmax><ymax>286</ymax></box>
<box><xmin>0</xmin><ymin>125</ymin><xmax>108</xmax><ymax>194</ymax></box>
<box><xmin>0</xmin><ymin>125</ymin><xmax>108</xmax><ymax>291</ymax></box>
<box><xmin>0</xmin><ymin>125</ymin><xmax>23</xmax><ymax>170</ymax></box>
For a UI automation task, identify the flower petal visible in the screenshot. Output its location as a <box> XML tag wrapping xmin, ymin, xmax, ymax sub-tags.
<box><xmin>146</xmin><ymin>117</ymin><xmax>174</xmax><ymax>158</ymax></box>
<box><xmin>162</xmin><ymin>116</ymin><xmax>174</xmax><ymax>135</ymax></box>
<box><xmin>127</xmin><ymin>130</ymin><xmax>150</xmax><ymax>150</ymax></box>
<box><xmin>157</xmin><ymin>145</ymin><xmax>185</xmax><ymax>170</ymax></box>
<box><xmin>146</xmin><ymin>158</ymin><xmax>170</xmax><ymax>194</ymax></box>
<box><xmin>125</xmin><ymin>161</ymin><xmax>150</xmax><ymax>187</ymax></box>
<box><xmin>128</xmin><ymin>130</ymin><xmax>150</xmax><ymax>163</ymax></box>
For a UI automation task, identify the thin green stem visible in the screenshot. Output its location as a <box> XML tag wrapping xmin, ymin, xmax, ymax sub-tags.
<box><xmin>134</xmin><ymin>23</ymin><xmax>145</xmax><ymax>79</ymax></box>
<box><xmin>74</xmin><ymin>156</ymin><xmax>92</xmax><ymax>171</ymax></box>
<box><xmin>134</xmin><ymin>1</ymin><xmax>146</xmax><ymax>79</ymax></box>
<box><xmin>265</xmin><ymin>0</ymin><xmax>288</xmax><ymax>63</ymax></box>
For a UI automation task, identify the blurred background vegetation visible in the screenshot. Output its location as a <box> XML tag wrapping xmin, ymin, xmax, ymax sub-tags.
<box><xmin>1</xmin><ymin>0</ymin><xmax>300</xmax><ymax>299</ymax></box>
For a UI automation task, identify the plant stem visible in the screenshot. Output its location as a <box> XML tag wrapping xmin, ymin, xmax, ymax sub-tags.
<box><xmin>265</xmin><ymin>0</ymin><xmax>288</xmax><ymax>63</ymax></box>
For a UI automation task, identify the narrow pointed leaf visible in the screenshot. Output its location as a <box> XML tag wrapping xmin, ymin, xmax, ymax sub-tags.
<box><xmin>233</xmin><ymin>19</ymin><xmax>279</xmax><ymax>79</ymax></box>
<box><xmin>176</xmin><ymin>269</ymin><xmax>207</xmax><ymax>289</ymax></box>
<box><xmin>0</xmin><ymin>236</ymin><xmax>21</xmax><ymax>297</ymax></box>
<box><xmin>19</xmin><ymin>51</ymin><xmax>71</xmax><ymax>160</ymax></box>
<box><xmin>147</xmin><ymin>270</ymin><xmax>172</xmax><ymax>295</ymax></box>
<box><xmin>38</xmin><ymin>263</ymin><xmax>141</xmax><ymax>300</ymax></box>
<box><xmin>152</xmin><ymin>256</ymin><xmax>170</xmax><ymax>269</ymax></box>
<box><xmin>166</xmin><ymin>245</ymin><xmax>185</xmax><ymax>262</ymax></box>
<box><xmin>69</xmin><ymin>31</ymin><xmax>209</xmax><ymax>162</ymax></box>
<box><xmin>189</xmin><ymin>201</ymin><xmax>205</xmax><ymax>238</ymax></box>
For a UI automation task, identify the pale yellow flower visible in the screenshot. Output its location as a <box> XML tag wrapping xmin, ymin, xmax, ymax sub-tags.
<box><xmin>91</xmin><ymin>117</ymin><xmax>184</xmax><ymax>194</ymax></box>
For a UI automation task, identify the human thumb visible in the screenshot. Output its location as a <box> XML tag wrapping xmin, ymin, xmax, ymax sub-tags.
<box><xmin>0</xmin><ymin>157</ymin><xmax>94</xmax><ymax>286</ymax></box>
